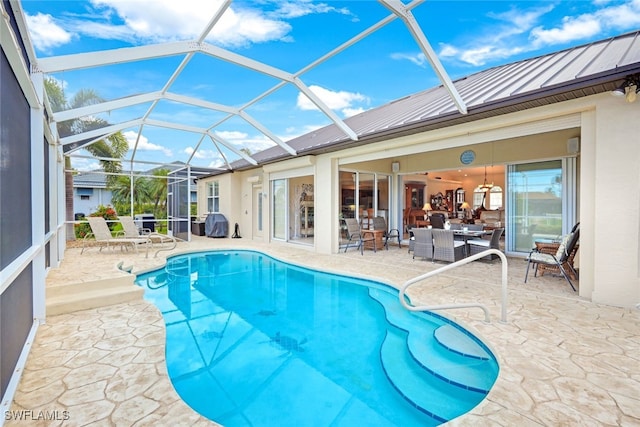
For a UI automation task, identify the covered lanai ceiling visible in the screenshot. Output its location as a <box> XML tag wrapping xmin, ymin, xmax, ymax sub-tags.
<box><xmin>13</xmin><ymin>0</ymin><xmax>466</xmax><ymax>173</ymax></box>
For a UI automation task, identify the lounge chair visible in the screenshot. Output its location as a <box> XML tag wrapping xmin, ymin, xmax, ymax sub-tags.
<box><xmin>432</xmin><ymin>229</ymin><xmax>466</xmax><ymax>263</ymax></box>
<box><xmin>467</xmin><ymin>228</ymin><xmax>504</xmax><ymax>260</ymax></box>
<box><xmin>412</xmin><ymin>228</ymin><xmax>433</xmax><ymax>262</ymax></box>
<box><xmin>371</xmin><ymin>216</ymin><xmax>401</xmax><ymax>249</ymax></box>
<box><xmin>81</xmin><ymin>216</ymin><xmax>149</xmax><ymax>257</ymax></box>
<box><xmin>118</xmin><ymin>216</ymin><xmax>177</xmax><ymax>255</ymax></box>
<box><xmin>343</xmin><ymin>218</ymin><xmax>376</xmax><ymax>255</ymax></box>
<box><xmin>524</xmin><ymin>229</ymin><xmax>580</xmax><ymax>291</ymax></box>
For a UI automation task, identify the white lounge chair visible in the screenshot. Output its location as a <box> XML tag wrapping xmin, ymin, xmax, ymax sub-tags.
<box><xmin>118</xmin><ymin>216</ymin><xmax>177</xmax><ymax>256</ymax></box>
<box><xmin>81</xmin><ymin>216</ymin><xmax>149</xmax><ymax>257</ymax></box>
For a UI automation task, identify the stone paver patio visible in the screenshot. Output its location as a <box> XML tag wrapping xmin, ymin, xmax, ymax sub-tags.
<box><xmin>6</xmin><ymin>237</ymin><xmax>640</xmax><ymax>426</ymax></box>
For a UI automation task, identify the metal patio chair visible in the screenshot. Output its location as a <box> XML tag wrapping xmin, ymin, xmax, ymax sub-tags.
<box><xmin>343</xmin><ymin>218</ymin><xmax>376</xmax><ymax>255</ymax></box>
<box><xmin>371</xmin><ymin>216</ymin><xmax>401</xmax><ymax>249</ymax></box>
<box><xmin>525</xmin><ymin>229</ymin><xmax>580</xmax><ymax>291</ymax></box>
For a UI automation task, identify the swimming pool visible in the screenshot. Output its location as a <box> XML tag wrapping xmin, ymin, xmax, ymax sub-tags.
<box><xmin>136</xmin><ymin>250</ymin><xmax>499</xmax><ymax>426</ymax></box>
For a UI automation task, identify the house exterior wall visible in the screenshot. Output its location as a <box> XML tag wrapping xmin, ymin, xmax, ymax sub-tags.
<box><xmin>589</xmin><ymin>96</ymin><xmax>640</xmax><ymax>306</ymax></box>
<box><xmin>212</xmin><ymin>92</ymin><xmax>639</xmax><ymax>308</ymax></box>
<box><xmin>196</xmin><ymin>172</ymin><xmax>245</xmax><ymax>238</ymax></box>
<box><xmin>73</xmin><ymin>188</ymin><xmax>113</xmax><ymax>216</ymax></box>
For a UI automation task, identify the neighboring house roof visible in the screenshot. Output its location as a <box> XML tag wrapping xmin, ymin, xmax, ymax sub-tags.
<box><xmin>73</xmin><ymin>162</ymin><xmax>215</xmax><ymax>187</ymax></box>
<box><xmin>73</xmin><ymin>172</ymin><xmax>107</xmax><ymax>188</ymax></box>
<box><xmin>219</xmin><ymin>30</ymin><xmax>640</xmax><ymax>174</ymax></box>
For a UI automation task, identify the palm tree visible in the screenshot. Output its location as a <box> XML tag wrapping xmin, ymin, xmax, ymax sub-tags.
<box><xmin>109</xmin><ymin>175</ymin><xmax>152</xmax><ymax>215</ymax></box>
<box><xmin>45</xmin><ymin>78</ymin><xmax>129</xmax><ymax>239</ymax></box>
<box><xmin>147</xmin><ymin>168</ymin><xmax>169</xmax><ymax>217</ymax></box>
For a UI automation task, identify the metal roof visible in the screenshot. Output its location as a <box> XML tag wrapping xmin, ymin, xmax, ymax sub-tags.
<box><xmin>225</xmin><ymin>30</ymin><xmax>640</xmax><ymax>171</ymax></box>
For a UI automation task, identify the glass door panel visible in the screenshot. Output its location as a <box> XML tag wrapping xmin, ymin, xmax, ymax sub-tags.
<box><xmin>358</xmin><ymin>173</ymin><xmax>375</xmax><ymax>229</ymax></box>
<box><xmin>507</xmin><ymin>160</ymin><xmax>563</xmax><ymax>253</ymax></box>
<box><xmin>272</xmin><ymin>179</ymin><xmax>286</xmax><ymax>240</ymax></box>
<box><xmin>339</xmin><ymin>171</ymin><xmax>356</xmax><ymax>244</ymax></box>
<box><xmin>376</xmin><ymin>174</ymin><xmax>390</xmax><ymax>220</ymax></box>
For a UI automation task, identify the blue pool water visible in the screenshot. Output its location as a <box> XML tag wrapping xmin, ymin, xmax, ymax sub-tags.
<box><xmin>135</xmin><ymin>250</ymin><xmax>499</xmax><ymax>426</ymax></box>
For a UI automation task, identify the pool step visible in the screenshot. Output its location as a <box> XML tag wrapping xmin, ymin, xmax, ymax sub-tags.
<box><xmin>380</xmin><ymin>328</ymin><xmax>485</xmax><ymax>423</ymax></box>
<box><xmin>369</xmin><ymin>287</ymin><xmax>497</xmax><ymax>393</ymax></box>
<box><xmin>46</xmin><ymin>275</ymin><xmax>143</xmax><ymax>316</ymax></box>
<box><xmin>407</xmin><ymin>327</ymin><xmax>497</xmax><ymax>393</ymax></box>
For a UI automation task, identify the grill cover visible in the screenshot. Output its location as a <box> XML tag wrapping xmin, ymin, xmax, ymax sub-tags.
<box><xmin>205</xmin><ymin>213</ymin><xmax>228</xmax><ymax>238</ymax></box>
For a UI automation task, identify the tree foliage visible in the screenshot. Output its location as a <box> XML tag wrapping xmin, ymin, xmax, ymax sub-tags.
<box><xmin>44</xmin><ymin>78</ymin><xmax>130</xmax><ymax>239</ymax></box>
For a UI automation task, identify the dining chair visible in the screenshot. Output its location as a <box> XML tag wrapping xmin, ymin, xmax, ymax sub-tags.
<box><xmin>467</xmin><ymin>228</ymin><xmax>504</xmax><ymax>260</ymax></box>
<box><xmin>432</xmin><ymin>229</ymin><xmax>466</xmax><ymax>263</ymax></box>
<box><xmin>412</xmin><ymin>228</ymin><xmax>433</xmax><ymax>262</ymax></box>
<box><xmin>430</xmin><ymin>214</ymin><xmax>446</xmax><ymax>229</ymax></box>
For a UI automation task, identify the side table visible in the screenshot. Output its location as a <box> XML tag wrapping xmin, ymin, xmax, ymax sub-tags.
<box><xmin>363</xmin><ymin>229</ymin><xmax>384</xmax><ymax>252</ymax></box>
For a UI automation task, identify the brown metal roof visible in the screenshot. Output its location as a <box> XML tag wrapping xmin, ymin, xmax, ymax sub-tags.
<box><xmin>220</xmin><ymin>30</ymin><xmax>640</xmax><ymax>174</ymax></box>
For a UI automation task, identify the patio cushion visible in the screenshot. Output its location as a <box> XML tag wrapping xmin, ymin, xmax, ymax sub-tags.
<box><xmin>468</xmin><ymin>239</ymin><xmax>490</xmax><ymax>247</ymax></box>
<box><xmin>529</xmin><ymin>252</ymin><xmax>556</xmax><ymax>264</ymax></box>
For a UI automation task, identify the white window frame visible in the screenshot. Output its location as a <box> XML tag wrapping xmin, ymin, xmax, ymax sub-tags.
<box><xmin>207</xmin><ymin>181</ymin><xmax>219</xmax><ymax>213</ymax></box>
<box><xmin>489</xmin><ymin>186</ymin><xmax>503</xmax><ymax>210</ymax></box>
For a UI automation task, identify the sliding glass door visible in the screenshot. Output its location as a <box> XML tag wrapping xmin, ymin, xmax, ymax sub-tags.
<box><xmin>506</xmin><ymin>159</ymin><xmax>576</xmax><ymax>253</ymax></box>
<box><xmin>272</xmin><ymin>179</ymin><xmax>286</xmax><ymax>240</ymax></box>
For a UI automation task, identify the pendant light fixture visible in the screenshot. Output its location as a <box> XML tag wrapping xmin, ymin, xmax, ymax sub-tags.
<box><xmin>477</xmin><ymin>165</ymin><xmax>494</xmax><ymax>191</ymax></box>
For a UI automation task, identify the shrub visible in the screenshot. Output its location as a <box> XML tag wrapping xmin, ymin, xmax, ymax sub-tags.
<box><xmin>74</xmin><ymin>205</ymin><xmax>119</xmax><ymax>239</ymax></box>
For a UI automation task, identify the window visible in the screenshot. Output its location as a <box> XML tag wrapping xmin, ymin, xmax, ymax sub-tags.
<box><xmin>207</xmin><ymin>181</ymin><xmax>219</xmax><ymax>212</ymax></box>
<box><xmin>473</xmin><ymin>188</ymin><xmax>485</xmax><ymax>209</ymax></box>
<box><xmin>80</xmin><ymin>195</ymin><xmax>90</xmax><ymax>200</ymax></box>
<box><xmin>489</xmin><ymin>186</ymin><xmax>503</xmax><ymax>210</ymax></box>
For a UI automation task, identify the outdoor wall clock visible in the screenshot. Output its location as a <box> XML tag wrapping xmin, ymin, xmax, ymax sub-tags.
<box><xmin>460</xmin><ymin>150</ymin><xmax>476</xmax><ymax>165</ymax></box>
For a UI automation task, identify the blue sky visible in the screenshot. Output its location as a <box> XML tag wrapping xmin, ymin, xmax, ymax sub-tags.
<box><xmin>20</xmin><ymin>0</ymin><xmax>640</xmax><ymax>170</ymax></box>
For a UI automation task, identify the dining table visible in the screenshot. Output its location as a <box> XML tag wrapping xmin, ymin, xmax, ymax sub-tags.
<box><xmin>452</xmin><ymin>229</ymin><xmax>493</xmax><ymax>256</ymax></box>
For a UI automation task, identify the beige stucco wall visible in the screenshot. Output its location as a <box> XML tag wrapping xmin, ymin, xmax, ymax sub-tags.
<box><xmin>588</xmin><ymin>95</ymin><xmax>640</xmax><ymax>307</ymax></box>
<box><xmin>197</xmin><ymin>92</ymin><xmax>640</xmax><ymax>308</ymax></box>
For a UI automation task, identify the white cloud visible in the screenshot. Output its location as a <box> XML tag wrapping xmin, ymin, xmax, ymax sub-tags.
<box><xmin>531</xmin><ymin>1</ymin><xmax>640</xmax><ymax>46</ymax></box>
<box><xmin>26</xmin><ymin>0</ymin><xmax>356</xmax><ymax>51</ymax></box>
<box><xmin>297</xmin><ymin>85</ymin><xmax>369</xmax><ymax>118</ymax></box>
<box><xmin>531</xmin><ymin>15</ymin><xmax>602</xmax><ymax>45</ymax></box>
<box><xmin>270</xmin><ymin>2</ymin><xmax>354</xmax><ymax>20</ymax></box>
<box><xmin>184</xmin><ymin>146</ymin><xmax>217</xmax><ymax>160</ymax></box>
<box><xmin>215</xmin><ymin>130</ymin><xmax>248</xmax><ymax>140</ymax></box>
<box><xmin>83</xmin><ymin>0</ymin><xmax>291</xmax><ymax>47</ymax></box>
<box><xmin>25</xmin><ymin>13</ymin><xmax>72</xmax><ymax>51</ymax></box>
<box><xmin>70</xmin><ymin>157</ymin><xmax>100</xmax><ymax>172</ymax></box>
<box><xmin>390</xmin><ymin>52</ymin><xmax>428</xmax><ymax>68</ymax></box>
<box><xmin>438</xmin><ymin>1</ymin><xmax>640</xmax><ymax>67</ymax></box>
<box><xmin>459</xmin><ymin>45</ymin><xmax>526</xmax><ymax>67</ymax></box>
<box><xmin>342</xmin><ymin>107</ymin><xmax>365</xmax><ymax>118</ymax></box>
<box><xmin>214</xmin><ymin>131</ymin><xmax>276</xmax><ymax>153</ymax></box>
<box><xmin>282</xmin><ymin>124</ymin><xmax>325</xmax><ymax>141</ymax></box>
<box><xmin>436</xmin><ymin>5</ymin><xmax>553</xmax><ymax>67</ymax></box>
<box><xmin>123</xmin><ymin>131</ymin><xmax>173</xmax><ymax>157</ymax></box>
